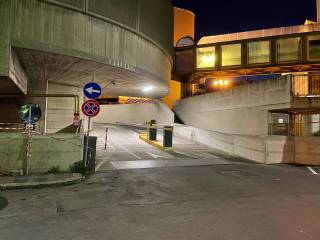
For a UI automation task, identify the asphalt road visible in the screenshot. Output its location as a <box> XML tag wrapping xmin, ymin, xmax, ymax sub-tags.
<box><xmin>0</xmin><ymin>125</ymin><xmax>319</xmax><ymax>240</ymax></box>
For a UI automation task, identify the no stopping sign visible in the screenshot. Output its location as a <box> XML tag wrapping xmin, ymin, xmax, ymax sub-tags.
<box><xmin>82</xmin><ymin>100</ymin><xmax>100</xmax><ymax>117</ymax></box>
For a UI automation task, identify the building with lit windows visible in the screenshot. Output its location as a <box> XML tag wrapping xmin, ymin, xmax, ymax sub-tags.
<box><xmin>173</xmin><ymin>3</ymin><xmax>320</xmax><ymax>165</ymax></box>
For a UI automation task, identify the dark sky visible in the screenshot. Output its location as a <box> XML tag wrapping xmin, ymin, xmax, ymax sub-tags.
<box><xmin>172</xmin><ymin>0</ymin><xmax>317</xmax><ymax>42</ymax></box>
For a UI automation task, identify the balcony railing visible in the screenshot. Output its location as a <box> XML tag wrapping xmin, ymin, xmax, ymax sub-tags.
<box><xmin>269</xmin><ymin>122</ymin><xmax>320</xmax><ymax>137</ymax></box>
<box><xmin>292</xmin><ymin>74</ymin><xmax>320</xmax><ymax>97</ymax></box>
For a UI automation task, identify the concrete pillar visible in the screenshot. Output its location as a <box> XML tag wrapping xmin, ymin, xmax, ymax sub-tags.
<box><xmin>26</xmin><ymin>76</ymin><xmax>48</xmax><ymax>134</ymax></box>
<box><xmin>318</xmin><ymin>0</ymin><xmax>320</xmax><ymax>22</ymax></box>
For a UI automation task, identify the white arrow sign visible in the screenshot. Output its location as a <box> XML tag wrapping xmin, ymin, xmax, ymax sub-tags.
<box><xmin>85</xmin><ymin>87</ymin><xmax>101</xmax><ymax>95</ymax></box>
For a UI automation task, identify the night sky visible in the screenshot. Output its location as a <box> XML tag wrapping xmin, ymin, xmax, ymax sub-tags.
<box><xmin>172</xmin><ymin>0</ymin><xmax>317</xmax><ymax>42</ymax></box>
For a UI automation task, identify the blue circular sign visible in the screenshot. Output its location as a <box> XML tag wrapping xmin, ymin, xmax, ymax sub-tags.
<box><xmin>18</xmin><ymin>104</ymin><xmax>42</xmax><ymax>124</ymax></box>
<box><xmin>83</xmin><ymin>82</ymin><xmax>102</xmax><ymax>100</ymax></box>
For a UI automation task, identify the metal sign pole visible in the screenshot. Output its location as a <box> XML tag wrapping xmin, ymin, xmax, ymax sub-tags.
<box><xmin>84</xmin><ymin>116</ymin><xmax>91</xmax><ymax>168</ymax></box>
<box><xmin>105</xmin><ymin>128</ymin><xmax>108</xmax><ymax>150</ymax></box>
<box><xmin>26</xmin><ymin>105</ymin><xmax>32</xmax><ymax>175</ymax></box>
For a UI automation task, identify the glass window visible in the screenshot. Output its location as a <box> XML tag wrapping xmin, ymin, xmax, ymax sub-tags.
<box><xmin>308</xmin><ymin>35</ymin><xmax>320</xmax><ymax>61</ymax></box>
<box><xmin>269</xmin><ymin>113</ymin><xmax>290</xmax><ymax>136</ymax></box>
<box><xmin>221</xmin><ymin>44</ymin><xmax>241</xmax><ymax>66</ymax></box>
<box><xmin>248</xmin><ymin>40</ymin><xmax>270</xmax><ymax>64</ymax></box>
<box><xmin>277</xmin><ymin>37</ymin><xmax>301</xmax><ymax>62</ymax></box>
<box><xmin>197</xmin><ymin>47</ymin><xmax>216</xmax><ymax>69</ymax></box>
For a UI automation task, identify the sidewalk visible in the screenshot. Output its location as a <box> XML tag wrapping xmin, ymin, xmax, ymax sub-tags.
<box><xmin>0</xmin><ymin>173</ymin><xmax>83</xmax><ymax>190</ymax></box>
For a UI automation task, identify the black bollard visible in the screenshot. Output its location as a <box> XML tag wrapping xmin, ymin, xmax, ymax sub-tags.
<box><xmin>163</xmin><ymin>126</ymin><xmax>173</xmax><ymax>148</ymax></box>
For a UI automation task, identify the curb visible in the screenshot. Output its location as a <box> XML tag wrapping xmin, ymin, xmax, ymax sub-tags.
<box><xmin>0</xmin><ymin>174</ymin><xmax>83</xmax><ymax>191</ymax></box>
<box><xmin>139</xmin><ymin>133</ymin><xmax>172</xmax><ymax>151</ymax></box>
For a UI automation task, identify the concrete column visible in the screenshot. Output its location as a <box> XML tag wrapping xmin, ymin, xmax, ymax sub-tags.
<box><xmin>318</xmin><ymin>0</ymin><xmax>320</xmax><ymax>22</ymax></box>
<box><xmin>26</xmin><ymin>76</ymin><xmax>48</xmax><ymax>134</ymax></box>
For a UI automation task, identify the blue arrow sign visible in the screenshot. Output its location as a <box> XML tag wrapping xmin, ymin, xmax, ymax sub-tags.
<box><xmin>83</xmin><ymin>82</ymin><xmax>102</xmax><ymax>100</ymax></box>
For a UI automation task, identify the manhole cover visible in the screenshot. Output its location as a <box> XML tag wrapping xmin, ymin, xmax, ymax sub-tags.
<box><xmin>0</xmin><ymin>196</ymin><xmax>8</xmax><ymax>211</ymax></box>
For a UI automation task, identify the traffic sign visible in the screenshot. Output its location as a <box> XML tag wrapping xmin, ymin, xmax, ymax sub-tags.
<box><xmin>18</xmin><ymin>104</ymin><xmax>42</xmax><ymax>124</ymax></box>
<box><xmin>82</xmin><ymin>100</ymin><xmax>100</xmax><ymax>117</ymax></box>
<box><xmin>83</xmin><ymin>82</ymin><xmax>102</xmax><ymax>100</ymax></box>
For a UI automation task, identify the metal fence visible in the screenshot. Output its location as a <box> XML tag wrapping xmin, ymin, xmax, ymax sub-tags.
<box><xmin>269</xmin><ymin>122</ymin><xmax>320</xmax><ymax>137</ymax></box>
<box><xmin>292</xmin><ymin>74</ymin><xmax>320</xmax><ymax>97</ymax></box>
<box><xmin>0</xmin><ymin>123</ymin><xmax>25</xmax><ymax>133</ymax></box>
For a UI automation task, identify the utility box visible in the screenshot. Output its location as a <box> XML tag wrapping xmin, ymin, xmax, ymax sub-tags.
<box><xmin>83</xmin><ymin>136</ymin><xmax>97</xmax><ymax>174</ymax></box>
<box><xmin>163</xmin><ymin>126</ymin><xmax>173</xmax><ymax>148</ymax></box>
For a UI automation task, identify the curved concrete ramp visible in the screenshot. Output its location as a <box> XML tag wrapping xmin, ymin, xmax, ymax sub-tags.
<box><xmin>92</xmin><ymin>123</ymin><xmax>249</xmax><ymax>171</ymax></box>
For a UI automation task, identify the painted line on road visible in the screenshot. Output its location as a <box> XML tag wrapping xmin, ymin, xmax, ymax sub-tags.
<box><xmin>112</xmin><ymin>138</ymin><xmax>142</xmax><ymax>160</ymax></box>
<box><xmin>307</xmin><ymin>166</ymin><xmax>319</xmax><ymax>175</ymax></box>
<box><xmin>146</xmin><ymin>152</ymin><xmax>169</xmax><ymax>159</ymax></box>
<box><xmin>173</xmin><ymin>150</ymin><xmax>198</xmax><ymax>159</ymax></box>
<box><xmin>0</xmin><ymin>214</ymin><xmax>16</xmax><ymax>219</ymax></box>
<box><xmin>95</xmin><ymin>158</ymin><xmax>109</xmax><ymax>172</ymax></box>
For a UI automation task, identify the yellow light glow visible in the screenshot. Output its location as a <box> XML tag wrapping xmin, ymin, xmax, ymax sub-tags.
<box><xmin>214</xmin><ymin>81</ymin><xmax>219</xmax><ymax>86</ymax></box>
<box><xmin>224</xmin><ymin>80</ymin><xmax>229</xmax><ymax>85</ymax></box>
<box><xmin>202</xmin><ymin>55</ymin><xmax>215</xmax><ymax>66</ymax></box>
<box><xmin>219</xmin><ymin>80</ymin><xmax>223</xmax><ymax>86</ymax></box>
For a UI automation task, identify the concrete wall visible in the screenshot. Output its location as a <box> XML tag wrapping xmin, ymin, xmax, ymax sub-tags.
<box><xmin>93</xmin><ymin>100</ymin><xmax>174</xmax><ymax>125</ymax></box>
<box><xmin>174</xmin><ymin>125</ymin><xmax>320</xmax><ymax>165</ymax></box>
<box><xmin>0</xmin><ymin>133</ymin><xmax>83</xmax><ymax>173</ymax></box>
<box><xmin>9</xmin><ymin>50</ymin><xmax>28</xmax><ymax>94</ymax></box>
<box><xmin>0</xmin><ymin>0</ymin><xmax>10</xmax><ymax>76</ymax></box>
<box><xmin>7</xmin><ymin>0</ymin><xmax>172</xmax><ymax>91</ymax></box>
<box><xmin>173</xmin><ymin>7</ymin><xmax>195</xmax><ymax>45</ymax></box>
<box><xmin>174</xmin><ymin>76</ymin><xmax>292</xmax><ymax>136</ymax></box>
<box><xmin>46</xmin><ymin>82</ymin><xmax>83</xmax><ymax>134</ymax></box>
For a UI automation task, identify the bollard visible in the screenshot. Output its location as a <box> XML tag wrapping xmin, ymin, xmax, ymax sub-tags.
<box><xmin>148</xmin><ymin>125</ymin><xmax>157</xmax><ymax>141</ymax></box>
<box><xmin>83</xmin><ymin>136</ymin><xmax>97</xmax><ymax>174</ymax></box>
<box><xmin>163</xmin><ymin>126</ymin><xmax>173</xmax><ymax>148</ymax></box>
<box><xmin>105</xmin><ymin>128</ymin><xmax>108</xmax><ymax>149</ymax></box>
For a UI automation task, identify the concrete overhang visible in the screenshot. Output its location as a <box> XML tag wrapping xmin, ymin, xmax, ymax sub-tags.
<box><xmin>14</xmin><ymin>48</ymin><xmax>169</xmax><ymax>98</ymax></box>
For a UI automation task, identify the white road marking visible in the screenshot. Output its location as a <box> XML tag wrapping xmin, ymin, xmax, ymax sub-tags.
<box><xmin>112</xmin><ymin>140</ymin><xmax>142</xmax><ymax>160</ymax></box>
<box><xmin>95</xmin><ymin>158</ymin><xmax>109</xmax><ymax>172</ymax></box>
<box><xmin>201</xmin><ymin>152</ymin><xmax>220</xmax><ymax>159</ymax></box>
<box><xmin>0</xmin><ymin>215</ymin><xmax>16</xmax><ymax>219</ymax></box>
<box><xmin>307</xmin><ymin>166</ymin><xmax>319</xmax><ymax>175</ymax></box>
<box><xmin>173</xmin><ymin>150</ymin><xmax>198</xmax><ymax>159</ymax></box>
<box><xmin>146</xmin><ymin>152</ymin><xmax>169</xmax><ymax>159</ymax></box>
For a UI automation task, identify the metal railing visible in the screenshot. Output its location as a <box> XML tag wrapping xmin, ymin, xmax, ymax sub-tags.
<box><xmin>0</xmin><ymin>123</ymin><xmax>25</xmax><ymax>132</ymax></box>
<box><xmin>292</xmin><ymin>74</ymin><xmax>320</xmax><ymax>97</ymax></box>
<box><xmin>269</xmin><ymin>122</ymin><xmax>320</xmax><ymax>137</ymax></box>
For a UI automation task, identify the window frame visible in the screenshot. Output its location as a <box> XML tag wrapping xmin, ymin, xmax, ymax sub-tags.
<box><xmin>307</xmin><ymin>34</ymin><xmax>320</xmax><ymax>62</ymax></box>
<box><xmin>221</xmin><ymin>43</ymin><xmax>242</xmax><ymax>67</ymax></box>
<box><xmin>196</xmin><ymin>46</ymin><xmax>217</xmax><ymax>70</ymax></box>
<box><xmin>276</xmin><ymin>37</ymin><xmax>302</xmax><ymax>63</ymax></box>
<box><xmin>247</xmin><ymin>40</ymin><xmax>271</xmax><ymax>65</ymax></box>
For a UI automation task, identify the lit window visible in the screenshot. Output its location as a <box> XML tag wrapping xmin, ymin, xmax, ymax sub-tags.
<box><xmin>308</xmin><ymin>35</ymin><xmax>320</xmax><ymax>61</ymax></box>
<box><xmin>248</xmin><ymin>40</ymin><xmax>270</xmax><ymax>64</ymax></box>
<box><xmin>277</xmin><ymin>37</ymin><xmax>301</xmax><ymax>62</ymax></box>
<box><xmin>197</xmin><ymin>47</ymin><xmax>216</xmax><ymax>69</ymax></box>
<box><xmin>221</xmin><ymin>44</ymin><xmax>241</xmax><ymax>66</ymax></box>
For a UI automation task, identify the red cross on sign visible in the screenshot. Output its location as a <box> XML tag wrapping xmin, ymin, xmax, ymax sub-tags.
<box><xmin>82</xmin><ymin>100</ymin><xmax>100</xmax><ymax>117</ymax></box>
